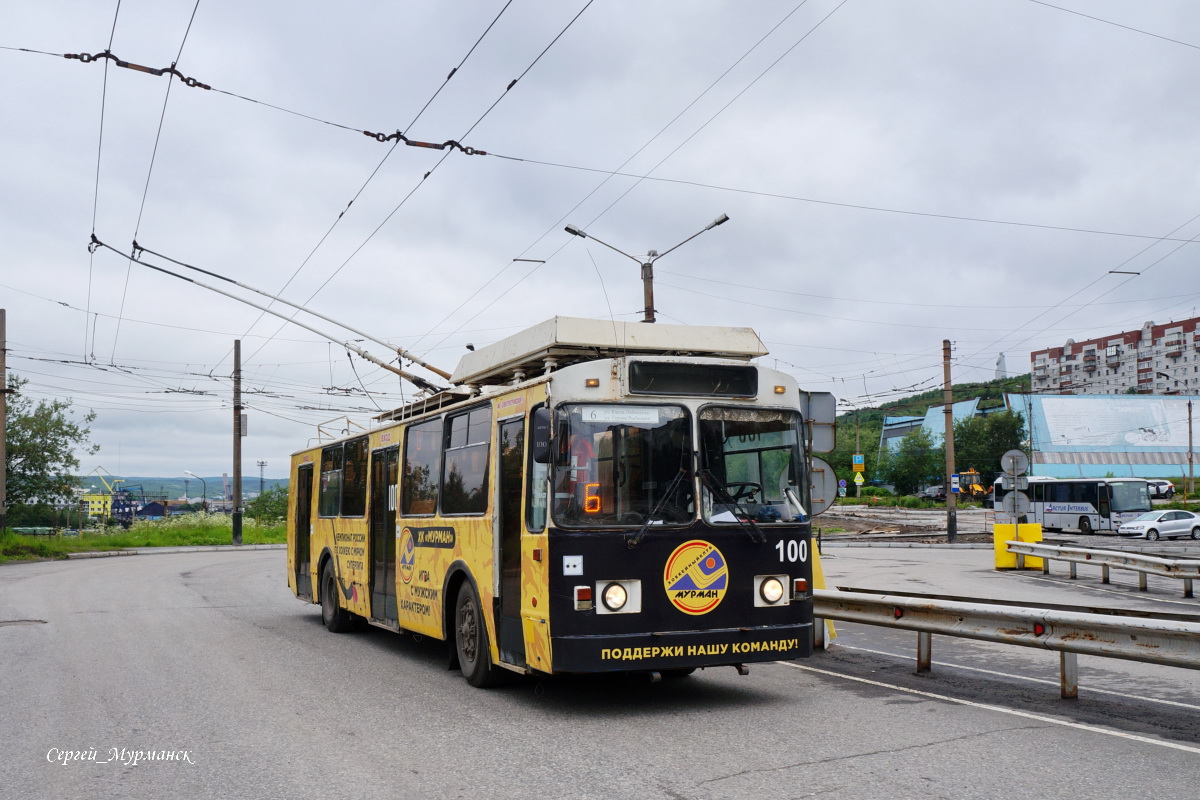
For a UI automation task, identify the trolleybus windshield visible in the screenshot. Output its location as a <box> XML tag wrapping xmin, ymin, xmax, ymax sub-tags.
<box><xmin>552</xmin><ymin>404</ymin><xmax>694</xmax><ymax>527</ymax></box>
<box><xmin>1108</xmin><ymin>480</ymin><xmax>1153</xmax><ymax>514</ymax></box>
<box><xmin>699</xmin><ymin>407</ymin><xmax>806</xmax><ymax>524</ymax></box>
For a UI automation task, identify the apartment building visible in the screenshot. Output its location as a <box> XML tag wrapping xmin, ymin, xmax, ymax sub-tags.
<box><xmin>1030</xmin><ymin>316</ymin><xmax>1200</xmax><ymax>395</ymax></box>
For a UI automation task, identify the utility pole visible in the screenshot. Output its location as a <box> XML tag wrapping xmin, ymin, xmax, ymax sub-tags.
<box><xmin>257</xmin><ymin>460</ymin><xmax>267</xmax><ymax>495</ymax></box>
<box><xmin>855</xmin><ymin>411</ymin><xmax>861</xmax><ymax>499</ymax></box>
<box><xmin>1189</xmin><ymin>398</ymin><xmax>1194</xmax><ymax>497</ymax></box>
<box><xmin>1</xmin><ymin>309</ymin><xmax>7</xmax><ymax>535</ymax></box>
<box><xmin>943</xmin><ymin>339</ymin><xmax>957</xmax><ymax>543</ymax></box>
<box><xmin>232</xmin><ymin>340</ymin><xmax>243</xmax><ymax>546</ymax></box>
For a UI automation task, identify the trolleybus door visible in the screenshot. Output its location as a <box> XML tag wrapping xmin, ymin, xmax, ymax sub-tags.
<box><xmin>496</xmin><ymin>417</ymin><xmax>526</xmax><ymax>666</ymax></box>
<box><xmin>295</xmin><ymin>463</ymin><xmax>314</xmax><ymax>600</ymax></box>
<box><xmin>369</xmin><ymin>446</ymin><xmax>399</xmax><ymax>624</ymax></box>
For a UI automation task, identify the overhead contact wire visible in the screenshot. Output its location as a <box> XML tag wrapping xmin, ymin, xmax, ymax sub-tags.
<box><xmin>108</xmin><ymin>0</ymin><xmax>201</xmax><ymax>363</ymax></box>
<box><xmin>237</xmin><ymin>0</ymin><xmax>521</xmax><ymax>368</ymax></box>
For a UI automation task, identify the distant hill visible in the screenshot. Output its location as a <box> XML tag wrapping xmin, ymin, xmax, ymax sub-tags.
<box><xmin>839</xmin><ymin>374</ymin><xmax>1031</xmax><ymax>424</ymax></box>
<box><xmin>76</xmin><ymin>476</ymin><xmax>289</xmax><ymax>501</ymax></box>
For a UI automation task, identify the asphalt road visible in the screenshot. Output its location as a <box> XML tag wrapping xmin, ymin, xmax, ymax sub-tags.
<box><xmin>1</xmin><ymin>547</ymin><xmax>1197</xmax><ymax>800</ymax></box>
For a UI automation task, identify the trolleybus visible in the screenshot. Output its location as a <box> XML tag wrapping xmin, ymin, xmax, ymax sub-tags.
<box><xmin>287</xmin><ymin>317</ymin><xmax>823</xmax><ymax>685</ymax></box>
<box><xmin>994</xmin><ymin>476</ymin><xmax>1153</xmax><ymax>534</ymax></box>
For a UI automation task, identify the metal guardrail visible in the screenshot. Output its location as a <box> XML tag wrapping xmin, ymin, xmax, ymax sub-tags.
<box><xmin>1006</xmin><ymin>541</ymin><xmax>1200</xmax><ymax>598</ymax></box>
<box><xmin>812</xmin><ymin>588</ymin><xmax>1200</xmax><ymax>698</ymax></box>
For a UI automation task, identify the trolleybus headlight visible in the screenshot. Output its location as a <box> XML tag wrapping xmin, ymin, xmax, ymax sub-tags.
<box><xmin>759</xmin><ymin>577</ymin><xmax>785</xmax><ymax>604</ymax></box>
<box><xmin>601</xmin><ymin>581</ymin><xmax>628</xmax><ymax>612</ymax></box>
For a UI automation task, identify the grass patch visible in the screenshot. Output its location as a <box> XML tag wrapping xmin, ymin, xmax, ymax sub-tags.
<box><xmin>1</xmin><ymin>512</ymin><xmax>285</xmax><ymax>564</ymax></box>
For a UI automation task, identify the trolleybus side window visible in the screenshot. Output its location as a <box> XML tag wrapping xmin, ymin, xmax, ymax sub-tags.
<box><xmin>552</xmin><ymin>404</ymin><xmax>693</xmax><ymax>527</ymax></box>
<box><xmin>340</xmin><ymin>437</ymin><xmax>368</xmax><ymax>517</ymax></box>
<box><xmin>403</xmin><ymin>418</ymin><xmax>442</xmax><ymax>516</ymax></box>
<box><xmin>527</xmin><ymin>405</ymin><xmax>549</xmax><ymax>532</ymax></box>
<box><xmin>442</xmin><ymin>406</ymin><xmax>491</xmax><ymax>515</ymax></box>
<box><xmin>318</xmin><ymin>437</ymin><xmax>369</xmax><ymax>518</ymax></box>
<box><xmin>318</xmin><ymin>444</ymin><xmax>344</xmax><ymax>517</ymax></box>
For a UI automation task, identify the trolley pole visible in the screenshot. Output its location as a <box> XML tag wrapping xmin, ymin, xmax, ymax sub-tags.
<box><xmin>232</xmin><ymin>340</ymin><xmax>243</xmax><ymax>546</ymax></box>
<box><xmin>943</xmin><ymin>339</ymin><xmax>957</xmax><ymax>543</ymax></box>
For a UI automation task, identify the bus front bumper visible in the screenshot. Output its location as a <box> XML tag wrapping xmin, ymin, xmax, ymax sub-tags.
<box><xmin>549</xmin><ymin>623</ymin><xmax>812</xmax><ymax>673</ymax></box>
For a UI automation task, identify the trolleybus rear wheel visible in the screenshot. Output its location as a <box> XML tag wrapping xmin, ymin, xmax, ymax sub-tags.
<box><xmin>321</xmin><ymin>561</ymin><xmax>354</xmax><ymax>633</ymax></box>
<box><xmin>455</xmin><ymin>582</ymin><xmax>504</xmax><ymax>688</ymax></box>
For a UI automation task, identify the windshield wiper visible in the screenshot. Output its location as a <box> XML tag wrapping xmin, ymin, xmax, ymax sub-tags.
<box><xmin>627</xmin><ymin>466</ymin><xmax>689</xmax><ymax>549</ymax></box>
<box><xmin>700</xmin><ymin>470</ymin><xmax>765</xmax><ymax>544</ymax></box>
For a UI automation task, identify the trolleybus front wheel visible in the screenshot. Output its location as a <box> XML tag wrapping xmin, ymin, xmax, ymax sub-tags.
<box><xmin>321</xmin><ymin>561</ymin><xmax>355</xmax><ymax>633</ymax></box>
<box><xmin>454</xmin><ymin>582</ymin><xmax>504</xmax><ymax>688</ymax></box>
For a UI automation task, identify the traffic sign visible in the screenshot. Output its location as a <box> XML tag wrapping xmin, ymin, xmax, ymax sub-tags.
<box><xmin>853</xmin><ymin>473</ymin><xmax>865</xmax><ymax>485</ymax></box>
<box><xmin>1001</xmin><ymin>449</ymin><xmax>1029</xmax><ymax>476</ymax></box>
<box><xmin>838</xmin><ymin>479</ymin><xmax>847</xmax><ymax>488</ymax></box>
<box><xmin>810</xmin><ymin>457</ymin><xmax>838</xmax><ymax>516</ymax></box>
<box><xmin>1001</xmin><ymin>492</ymin><xmax>1031</xmax><ymax>515</ymax></box>
<box><xmin>950</xmin><ymin>474</ymin><xmax>960</xmax><ymax>493</ymax></box>
<box><xmin>852</xmin><ymin>454</ymin><xmax>865</xmax><ymax>472</ymax></box>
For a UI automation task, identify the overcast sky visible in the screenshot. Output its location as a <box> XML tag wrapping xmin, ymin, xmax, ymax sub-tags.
<box><xmin>4</xmin><ymin>0</ymin><xmax>1200</xmax><ymax>479</ymax></box>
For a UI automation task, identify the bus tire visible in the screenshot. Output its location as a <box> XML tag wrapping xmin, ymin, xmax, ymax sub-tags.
<box><xmin>321</xmin><ymin>561</ymin><xmax>355</xmax><ymax>633</ymax></box>
<box><xmin>454</xmin><ymin>582</ymin><xmax>504</xmax><ymax>688</ymax></box>
<box><xmin>1078</xmin><ymin>517</ymin><xmax>1092</xmax><ymax>535</ymax></box>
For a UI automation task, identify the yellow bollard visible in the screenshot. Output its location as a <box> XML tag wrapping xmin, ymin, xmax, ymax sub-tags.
<box><xmin>811</xmin><ymin>540</ymin><xmax>836</xmax><ymax>641</ymax></box>
<box><xmin>993</xmin><ymin>522</ymin><xmax>1018</xmax><ymax>569</ymax></box>
<box><xmin>994</xmin><ymin>522</ymin><xmax>1044</xmax><ymax>569</ymax></box>
<box><xmin>1017</xmin><ymin>523</ymin><xmax>1043</xmax><ymax>570</ymax></box>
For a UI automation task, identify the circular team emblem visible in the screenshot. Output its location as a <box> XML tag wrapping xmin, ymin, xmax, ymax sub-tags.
<box><xmin>663</xmin><ymin>540</ymin><xmax>728</xmax><ymax>615</ymax></box>
<box><xmin>398</xmin><ymin>527</ymin><xmax>416</xmax><ymax>584</ymax></box>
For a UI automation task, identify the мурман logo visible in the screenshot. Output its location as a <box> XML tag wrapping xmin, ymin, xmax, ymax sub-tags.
<box><xmin>664</xmin><ymin>540</ymin><xmax>728</xmax><ymax>615</ymax></box>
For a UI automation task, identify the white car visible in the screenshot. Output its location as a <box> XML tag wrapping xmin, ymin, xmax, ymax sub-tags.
<box><xmin>1147</xmin><ymin>480</ymin><xmax>1175</xmax><ymax>499</ymax></box>
<box><xmin>1117</xmin><ymin>510</ymin><xmax>1200</xmax><ymax>540</ymax></box>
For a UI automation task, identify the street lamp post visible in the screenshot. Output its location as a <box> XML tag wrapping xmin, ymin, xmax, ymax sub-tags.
<box><xmin>256</xmin><ymin>460</ymin><xmax>267</xmax><ymax>495</ymax></box>
<box><xmin>184</xmin><ymin>471</ymin><xmax>207</xmax><ymax>513</ymax></box>
<box><xmin>564</xmin><ymin>214</ymin><xmax>729</xmax><ymax>323</ymax></box>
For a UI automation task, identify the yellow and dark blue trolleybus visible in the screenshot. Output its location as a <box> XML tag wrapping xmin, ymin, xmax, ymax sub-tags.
<box><xmin>287</xmin><ymin>317</ymin><xmax>823</xmax><ymax>686</ymax></box>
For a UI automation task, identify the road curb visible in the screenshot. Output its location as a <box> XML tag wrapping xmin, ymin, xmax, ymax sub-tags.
<box><xmin>65</xmin><ymin>544</ymin><xmax>286</xmax><ymax>559</ymax></box>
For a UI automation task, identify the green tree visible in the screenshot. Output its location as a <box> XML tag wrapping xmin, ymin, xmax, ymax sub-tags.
<box><xmin>826</xmin><ymin>412</ymin><xmax>883</xmax><ymax>486</ymax></box>
<box><xmin>245</xmin><ymin>484</ymin><xmax>288</xmax><ymax>522</ymax></box>
<box><xmin>4</xmin><ymin>376</ymin><xmax>98</xmax><ymax>526</ymax></box>
<box><xmin>953</xmin><ymin>410</ymin><xmax>1025</xmax><ymax>482</ymax></box>
<box><xmin>880</xmin><ymin>427</ymin><xmax>943</xmax><ymax>495</ymax></box>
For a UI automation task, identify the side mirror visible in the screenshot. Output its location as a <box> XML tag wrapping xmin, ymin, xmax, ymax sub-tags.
<box><xmin>531</xmin><ymin>407</ymin><xmax>551</xmax><ymax>464</ymax></box>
